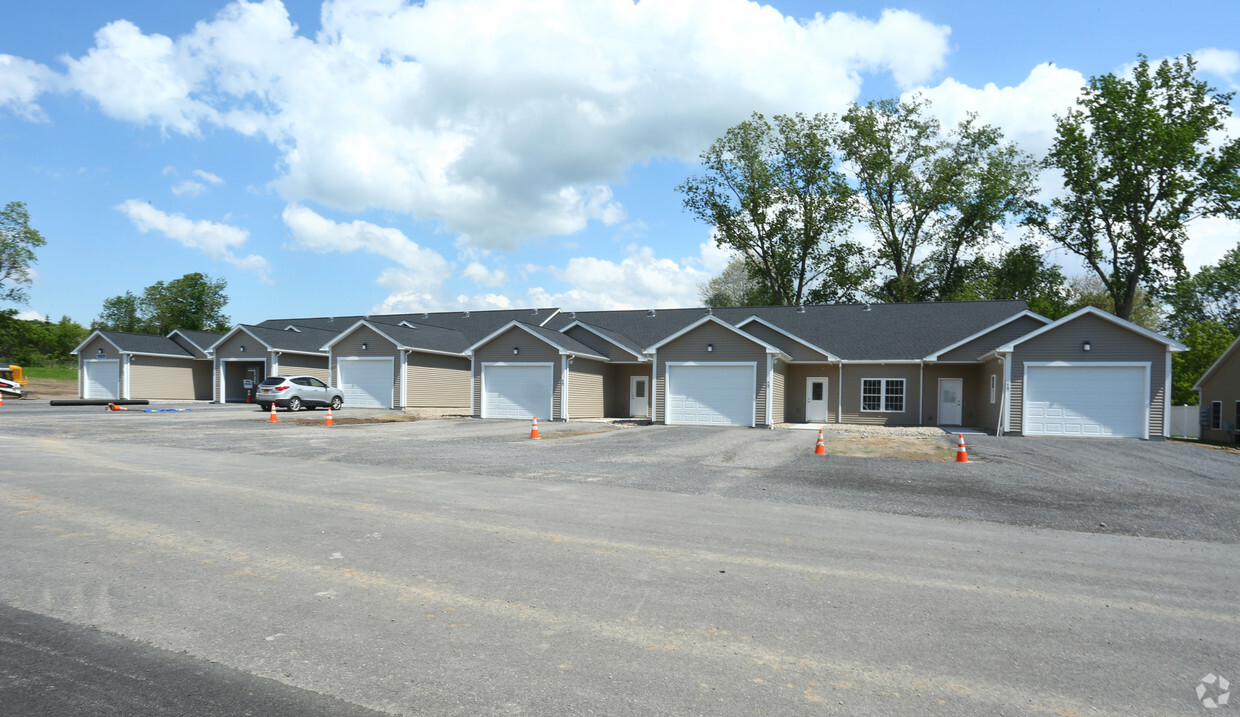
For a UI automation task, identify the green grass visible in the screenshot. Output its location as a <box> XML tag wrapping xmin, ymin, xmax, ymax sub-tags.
<box><xmin>22</xmin><ymin>364</ymin><xmax>78</xmax><ymax>381</ymax></box>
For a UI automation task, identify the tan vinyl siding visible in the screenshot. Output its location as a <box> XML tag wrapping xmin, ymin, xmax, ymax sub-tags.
<box><xmin>213</xmin><ymin>332</ymin><xmax>269</xmax><ymax>402</ymax></box>
<box><xmin>1008</xmin><ymin>313</ymin><xmax>1166</xmax><ymax>437</ymax></box>
<box><xmin>655</xmin><ymin>323</ymin><xmax>768</xmax><ymax>425</ymax></box>
<box><xmin>610</xmin><ymin>364</ymin><xmax>653</xmax><ymax>417</ymax></box>
<box><xmin>407</xmin><ymin>352</ymin><xmax>471</xmax><ymax>409</ymax></box>
<box><xmin>921</xmin><ymin>364</ymin><xmax>981</xmax><ymax>427</ymax></box>
<box><xmin>784</xmin><ymin>364</ymin><xmax>837</xmax><ymax>423</ymax></box>
<box><xmin>839</xmin><ymin>364</ymin><xmax>922</xmax><ymax>426</ymax></box>
<box><xmin>128</xmin><ymin>356</ymin><xmax>204</xmax><ymax>399</ymax></box>
<box><xmin>472</xmin><ymin>327</ymin><xmax>562</xmax><ymax>419</ymax></box>
<box><xmin>976</xmin><ymin>356</ymin><xmax>1005</xmax><ymax>434</ymax></box>
<box><xmin>276</xmin><ymin>354</ymin><xmax>330</xmax><ymax>384</ymax></box>
<box><xmin>741</xmin><ymin>322</ymin><xmax>831</xmax><ymax>361</ymax></box>
<box><xmin>567</xmin><ymin>359</ymin><xmax>607</xmax><ymax>418</ymax></box>
<box><xmin>1197</xmin><ymin>346</ymin><xmax>1240</xmax><ymax>443</ymax></box>
<box><xmin>770</xmin><ymin>359</ymin><xmax>786</xmax><ymax>424</ymax></box>
<box><xmin>331</xmin><ymin>327</ymin><xmax>400</xmax><ymax>407</ymax></box>
<box><xmin>938</xmin><ymin>315</ymin><xmax>1047</xmax><ymax>361</ymax></box>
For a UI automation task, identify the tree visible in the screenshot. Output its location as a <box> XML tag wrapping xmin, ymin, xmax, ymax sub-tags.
<box><xmin>0</xmin><ymin>310</ymin><xmax>87</xmax><ymax>365</ymax></box>
<box><xmin>678</xmin><ymin>112</ymin><xmax>866</xmax><ymax>305</ymax></box>
<box><xmin>839</xmin><ymin>96</ymin><xmax>1039</xmax><ymax>303</ymax></box>
<box><xmin>0</xmin><ymin>201</ymin><xmax>47</xmax><ymax>305</ymax></box>
<box><xmin>1164</xmin><ymin>241</ymin><xmax>1240</xmax><ymax>337</ymax></box>
<box><xmin>1033</xmin><ymin>54</ymin><xmax>1240</xmax><ymax>322</ymax></box>
<box><xmin>1065</xmin><ymin>274</ymin><xmax>1163</xmax><ymax>329</ymax></box>
<box><xmin>1170</xmin><ymin>320</ymin><xmax>1235</xmax><ymax>405</ymax></box>
<box><xmin>987</xmin><ymin>241</ymin><xmax>1071</xmax><ymax>319</ymax></box>
<box><xmin>699</xmin><ymin>256</ymin><xmax>764</xmax><ymax>307</ymax></box>
<box><xmin>93</xmin><ymin>273</ymin><xmax>230</xmax><ymax>335</ymax></box>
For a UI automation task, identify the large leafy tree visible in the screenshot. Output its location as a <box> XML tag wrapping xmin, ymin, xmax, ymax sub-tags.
<box><xmin>698</xmin><ymin>256</ymin><xmax>765</xmax><ymax>307</ymax></box>
<box><xmin>1164</xmin><ymin>241</ymin><xmax>1240</xmax><ymax>337</ymax></box>
<box><xmin>1065</xmin><ymin>274</ymin><xmax>1163</xmax><ymax>329</ymax></box>
<box><xmin>839</xmin><ymin>96</ymin><xmax>1039</xmax><ymax>303</ymax></box>
<box><xmin>1033</xmin><ymin>54</ymin><xmax>1240</xmax><ymax>322</ymax></box>
<box><xmin>94</xmin><ymin>273</ymin><xmax>230</xmax><ymax>335</ymax></box>
<box><xmin>679</xmin><ymin>112</ymin><xmax>867</xmax><ymax>305</ymax></box>
<box><xmin>1170</xmin><ymin>319</ymin><xmax>1235</xmax><ymax>405</ymax></box>
<box><xmin>986</xmin><ymin>241</ymin><xmax>1071</xmax><ymax>319</ymax></box>
<box><xmin>0</xmin><ymin>201</ymin><xmax>47</xmax><ymax>305</ymax></box>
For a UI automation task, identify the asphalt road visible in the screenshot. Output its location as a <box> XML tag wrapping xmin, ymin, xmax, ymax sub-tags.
<box><xmin>1</xmin><ymin>403</ymin><xmax>1238</xmax><ymax>715</ymax></box>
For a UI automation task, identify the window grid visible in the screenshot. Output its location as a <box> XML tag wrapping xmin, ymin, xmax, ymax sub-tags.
<box><xmin>862</xmin><ymin>378</ymin><xmax>905</xmax><ymax>413</ymax></box>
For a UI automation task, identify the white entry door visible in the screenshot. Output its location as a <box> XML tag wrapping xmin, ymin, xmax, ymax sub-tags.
<box><xmin>806</xmin><ymin>376</ymin><xmax>828</xmax><ymax>422</ymax></box>
<box><xmin>938</xmin><ymin>378</ymin><xmax>962</xmax><ymax>425</ymax></box>
<box><xmin>629</xmin><ymin>376</ymin><xmax>649</xmax><ymax>418</ymax></box>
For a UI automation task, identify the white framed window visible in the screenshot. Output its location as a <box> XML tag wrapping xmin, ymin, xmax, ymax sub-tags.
<box><xmin>861</xmin><ymin>378</ymin><xmax>905</xmax><ymax>412</ymax></box>
<box><xmin>989</xmin><ymin>374</ymin><xmax>997</xmax><ymax>404</ymax></box>
<box><xmin>1211</xmin><ymin>401</ymin><xmax>1222</xmax><ymax>430</ymax></box>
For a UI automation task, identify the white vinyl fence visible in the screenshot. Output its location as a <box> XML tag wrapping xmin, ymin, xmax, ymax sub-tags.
<box><xmin>1169</xmin><ymin>405</ymin><xmax>1201</xmax><ymax>438</ymax></box>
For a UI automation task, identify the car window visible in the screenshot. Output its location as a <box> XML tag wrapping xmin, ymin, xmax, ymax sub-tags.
<box><xmin>308</xmin><ymin>378</ymin><xmax>328</xmax><ymax>388</ymax></box>
<box><xmin>259</xmin><ymin>377</ymin><xmax>285</xmax><ymax>386</ymax></box>
<box><xmin>293</xmin><ymin>377</ymin><xmax>310</xmax><ymax>386</ymax></box>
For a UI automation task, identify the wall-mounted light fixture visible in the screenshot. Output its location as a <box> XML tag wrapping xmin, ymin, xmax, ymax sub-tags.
<box><xmin>96</xmin><ymin>349</ymin><xmax>106</xmax><ymax>359</ymax></box>
<box><xmin>707</xmin><ymin>344</ymin><xmax>714</xmax><ymax>352</ymax></box>
<box><xmin>361</xmin><ymin>342</ymin><xmax>368</xmax><ymax>350</ymax></box>
<box><xmin>513</xmin><ymin>347</ymin><xmax>519</xmax><ymax>355</ymax></box>
<box><xmin>239</xmin><ymin>345</ymin><xmax>245</xmax><ymax>353</ymax></box>
<box><xmin>1082</xmin><ymin>341</ymin><xmax>1091</xmax><ymax>352</ymax></box>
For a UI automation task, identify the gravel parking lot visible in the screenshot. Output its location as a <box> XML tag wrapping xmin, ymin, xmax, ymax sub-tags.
<box><xmin>4</xmin><ymin>401</ymin><xmax>1238</xmax><ymax>543</ymax></box>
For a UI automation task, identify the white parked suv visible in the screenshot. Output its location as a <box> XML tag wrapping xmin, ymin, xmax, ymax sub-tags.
<box><xmin>255</xmin><ymin>375</ymin><xmax>344</xmax><ymax>412</ymax></box>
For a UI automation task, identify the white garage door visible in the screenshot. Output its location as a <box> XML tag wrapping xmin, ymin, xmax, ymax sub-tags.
<box><xmin>482</xmin><ymin>364</ymin><xmax>553</xmax><ymax>419</ymax></box>
<box><xmin>666</xmin><ymin>364</ymin><xmax>755</xmax><ymax>426</ymax></box>
<box><xmin>1024</xmin><ymin>364</ymin><xmax>1147</xmax><ymax>438</ymax></box>
<box><xmin>84</xmin><ymin>360</ymin><xmax>119</xmax><ymax>399</ymax></box>
<box><xmin>338</xmin><ymin>358</ymin><xmax>393</xmax><ymax>408</ymax></box>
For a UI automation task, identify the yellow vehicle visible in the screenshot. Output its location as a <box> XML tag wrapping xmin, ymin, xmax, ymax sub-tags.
<box><xmin>0</xmin><ymin>364</ymin><xmax>25</xmax><ymax>398</ymax></box>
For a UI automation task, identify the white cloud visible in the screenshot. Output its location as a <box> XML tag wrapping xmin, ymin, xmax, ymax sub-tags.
<box><xmin>116</xmin><ymin>199</ymin><xmax>271</xmax><ymax>279</ymax></box>
<box><xmin>171</xmin><ymin>181</ymin><xmax>207</xmax><ymax>197</ymax></box>
<box><xmin>14</xmin><ymin>310</ymin><xmax>44</xmax><ymax>321</ymax></box>
<box><xmin>1184</xmin><ymin>216</ymin><xmax>1240</xmax><ymax>272</ymax></box>
<box><xmin>37</xmin><ymin>0</ymin><xmax>950</xmax><ymax>252</ymax></box>
<box><xmin>463</xmin><ymin>261</ymin><xmax>507</xmax><ymax>287</ymax></box>
<box><xmin>1194</xmin><ymin>47</ymin><xmax>1240</xmax><ymax>89</ymax></box>
<box><xmin>0</xmin><ymin>54</ymin><xmax>59</xmax><ymax>121</ymax></box>
<box><xmin>523</xmin><ymin>241</ymin><xmax>725</xmax><ymax>310</ymax></box>
<box><xmin>193</xmin><ymin>169</ymin><xmax>224</xmax><ymax>185</ymax></box>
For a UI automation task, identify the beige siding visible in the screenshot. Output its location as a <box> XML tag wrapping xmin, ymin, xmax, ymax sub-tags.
<box><xmin>938</xmin><ymin>315</ymin><xmax>1047</xmax><ymax>362</ymax></box>
<box><xmin>331</xmin><ymin>327</ymin><xmax>400</xmax><ymax>407</ymax></box>
<box><xmin>1009</xmin><ymin>313</ymin><xmax>1167</xmax><ymax>437</ymax></box>
<box><xmin>655</xmin><ymin>322</ymin><xmax>768</xmax><ymax>426</ymax></box>
<box><xmin>839</xmin><ymin>364</ymin><xmax>923</xmax><ymax>426</ymax></box>
<box><xmin>921</xmin><ymin>364</ymin><xmax>981</xmax><ymax>427</ymax></box>
<box><xmin>770</xmin><ymin>359</ymin><xmax>786</xmax><ymax>424</ymax></box>
<box><xmin>213</xmin><ymin>332</ymin><xmax>270</xmax><ymax>402</ymax></box>
<box><xmin>567</xmin><ymin>359</ymin><xmax>607</xmax><ymax>418</ymax></box>
<box><xmin>784</xmin><ymin>364</ymin><xmax>838</xmax><ymax>423</ymax></box>
<box><xmin>741</xmin><ymin>322</ymin><xmax>831</xmax><ymax>361</ymax></box>
<box><xmin>976</xmin><ymin>356</ymin><xmax>1005</xmax><ymax>434</ymax></box>
<box><xmin>1198</xmin><ymin>344</ymin><xmax>1240</xmax><ymax>443</ymax></box>
<box><xmin>129</xmin><ymin>356</ymin><xmax>208</xmax><ymax>399</ymax></box>
<box><xmin>277</xmin><ymin>354</ymin><xmax>330</xmax><ymax>384</ymax></box>
<box><xmin>610</xmin><ymin>364</ymin><xmax>654</xmax><ymax>417</ymax></box>
<box><xmin>472</xmin><ymin>327</ymin><xmax>562</xmax><ymax>419</ymax></box>
<box><xmin>407</xmin><ymin>352</ymin><xmax>471</xmax><ymax>409</ymax></box>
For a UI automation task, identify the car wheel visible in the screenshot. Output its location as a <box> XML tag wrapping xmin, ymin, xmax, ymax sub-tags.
<box><xmin>330</xmin><ymin>396</ymin><xmax>343</xmax><ymax>410</ymax></box>
<box><xmin>258</xmin><ymin>403</ymin><xmax>270</xmax><ymax>412</ymax></box>
<box><xmin>287</xmin><ymin>396</ymin><xmax>302</xmax><ymax>412</ymax></box>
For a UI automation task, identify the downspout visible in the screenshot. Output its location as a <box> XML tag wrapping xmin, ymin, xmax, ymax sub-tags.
<box><xmin>122</xmin><ymin>354</ymin><xmax>131</xmax><ymax>399</ymax></box>
<box><xmin>765</xmin><ymin>354</ymin><xmax>774</xmax><ymax>428</ymax></box>
<box><xmin>468</xmin><ymin>352</ymin><xmax>476</xmax><ymax>417</ymax></box>
<box><xmin>651</xmin><ymin>350</ymin><xmax>658</xmax><ymax>423</ymax></box>
<box><xmin>1163</xmin><ymin>349</ymin><xmax>1172</xmax><ymax>438</ymax></box>
<box><xmin>918</xmin><ymin>360</ymin><xmax>924</xmax><ymax>426</ymax></box>
<box><xmin>399</xmin><ymin>349</ymin><xmax>408</xmax><ymax>409</ymax></box>
<box><xmin>1000</xmin><ymin>352</ymin><xmax>1013</xmax><ymax>437</ymax></box>
<box><xmin>837</xmin><ymin>361</ymin><xmax>843</xmax><ymax>423</ymax></box>
<box><xmin>562</xmin><ymin>354</ymin><xmax>570</xmax><ymax>421</ymax></box>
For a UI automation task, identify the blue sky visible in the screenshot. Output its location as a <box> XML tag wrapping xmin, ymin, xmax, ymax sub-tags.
<box><xmin>2</xmin><ymin>0</ymin><xmax>1239</xmax><ymax>327</ymax></box>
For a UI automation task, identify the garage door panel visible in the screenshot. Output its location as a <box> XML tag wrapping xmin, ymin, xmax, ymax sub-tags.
<box><xmin>666</xmin><ymin>365</ymin><xmax>754</xmax><ymax>427</ymax></box>
<box><xmin>1024</xmin><ymin>365</ymin><xmax>1145</xmax><ymax>438</ymax></box>
<box><xmin>84</xmin><ymin>361</ymin><xmax>119</xmax><ymax>400</ymax></box>
<box><xmin>483</xmin><ymin>364</ymin><xmax>552</xmax><ymax>420</ymax></box>
<box><xmin>339</xmin><ymin>359</ymin><xmax>393</xmax><ymax>408</ymax></box>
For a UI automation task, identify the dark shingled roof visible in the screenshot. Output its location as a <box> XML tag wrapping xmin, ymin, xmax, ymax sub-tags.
<box><xmin>545</xmin><ymin>301</ymin><xmax>1032</xmax><ymax>360</ymax></box>
<box><xmin>257</xmin><ymin>308</ymin><xmax>560</xmax><ymax>344</ymax></box>
<box><xmin>95</xmin><ymin>331</ymin><xmax>195</xmax><ymax>358</ymax></box>
<box><xmin>170</xmin><ymin>329</ymin><xmax>225</xmax><ymax>351</ymax></box>
<box><xmin>363</xmin><ymin>319</ymin><xmax>471</xmax><ymax>354</ymax></box>
<box><xmin>236</xmin><ymin>325</ymin><xmax>341</xmax><ymax>354</ymax></box>
<box><xmin>510</xmin><ymin>322</ymin><xmax>609</xmax><ymax>359</ymax></box>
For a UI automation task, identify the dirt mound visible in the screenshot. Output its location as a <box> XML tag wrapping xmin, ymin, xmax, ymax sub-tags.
<box><xmin>13</xmin><ymin>378</ymin><xmax>78</xmax><ymax>400</ymax></box>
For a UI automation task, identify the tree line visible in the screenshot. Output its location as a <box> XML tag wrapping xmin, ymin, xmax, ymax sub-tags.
<box><xmin>683</xmin><ymin>54</ymin><xmax>1240</xmax><ymax>404</ymax></box>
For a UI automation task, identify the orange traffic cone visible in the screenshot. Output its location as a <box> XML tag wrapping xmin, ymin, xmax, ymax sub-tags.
<box><xmin>0</xmin><ymin>395</ymin><xmax>4</xmax><ymax>407</ymax></box>
<box><xmin>956</xmin><ymin>433</ymin><xmax>969</xmax><ymax>463</ymax></box>
<box><xmin>268</xmin><ymin>402</ymin><xmax>279</xmax><ymax>423</ymax></box>
<box><xmin>325</xmin><ymin>407</ymin><xmax>334</xmax><ymax>427</ymax></box>
<box><xmin>529</xmin><ymin>416</ymin><xmax>541</xmax><ymax>440</ymax></box>
<box><xmin>107</xmin><ymin>403</ymin><xmax>129</xmax><ymax>412</ymax></box>
<box><xmin>814</xmin><ymin>428</ymin><xmax>826</xmax><ymax>455</ymax></box>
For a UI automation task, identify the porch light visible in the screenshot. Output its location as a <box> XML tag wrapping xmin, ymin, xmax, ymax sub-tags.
<box><xmin>96</xmin><ymin>349</ymin><xmax>105</xmax><ymax>359</ymax></box>
<box><xmin>707</xmin><ymin>344</ymin><xmax>714</xmax><ymax>352</ymax></box>
<box><xmin>513</xmin><ymin>347</ymin><xmax>519</xmax><ymax>355</ymax></box>
<box><xmin>1082</xmin><ymin>341</ymin><xmax>1091</xmax><ymax>352</ymax></box>
<box><xmin>239</xmin><ymin>345</ymin><xmax>245</xmax><ymax>352</ymax></box>
<box><xmin>361</xmin><ymin>342</ymin><xmax>368</xmax><ymax>350</ymax></box>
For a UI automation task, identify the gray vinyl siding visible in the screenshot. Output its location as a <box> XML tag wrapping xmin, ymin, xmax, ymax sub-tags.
<box><xmin>770</xmin><ymin>359</ymin><xmax>786</xmax><ymax>424</ymax></box>
<box><xmin>610</xmin><ymin>363</ymin><xmax>653</xmax><ymax>417</ymax></box>
<box><xmin>839</xmin><ymin>364</ymin><xmax>922</xmax><ymax>426</ymax></box>
<box><xmin>1008</xmin><ymin>313</ymin><xmax>1167</xmax><ymax>437</ymax></box>
<box><xmin>129</xmin><ymin>356</ymin><xmax>208</xmax><ymax>400</ymax></box>
<box><xmin>938</xmin><ymin>315</ymin><xmax>1047</xmax><ymax>361</ymax></box>
<box><xmin>407</xmin><ymin>352</ymin><xmax>471</xmax><ymax>409</ymax></box>
<box><xmin>331</xmin><ymin>327</ymin><xmax>400</xmax><ymax>408</ymax></box>
<box><xmin>472</xmin><ymin>327</ymin><xmax>562</xmax><ymax>419</ymax></box>
<box><xmin>212</xmin><ymin>333</ymin><xmax>270</xmax><ymax>402</ymax></box>
<box><xmin>784</xmin><ymin>363</ymin><xmax>837</xmax><ymax>423</ymax></box>
<box><xmin>1197</xmin><ymin>347</ymin><xmax>1240</xmax><ymax>443</ymax></box>
<box><xmin>567</xmin><ymin>359</ymin><xmax>607</xmax><ymax>418</ymax></box>
<box><xmin>655</xmin><ymin>323</ymin><xmax>768</xmax><ymax>425</ymax></box>
<box><xmin>276</xmin><ymin>354</ymin><xmax>330</xmax><ymax>384</ymax></box>
<box><xmin>921</xmin><ymin>364</ymin><xmax>981</xmax><ymax>427</ymax></box>
<box><xmin>976</xmin><ymin>356</ymin><xmax>1004</xmax><ymax>434</ymax></box>
<box><xmin>741</xmin><ymin>322</ymin><xmax>831</xmax><ymax>361</ymax></box>
<box><xmin>563</xmin><ymin>325</ymin><xmax>637</xmax><ymax>362</ymax></box>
